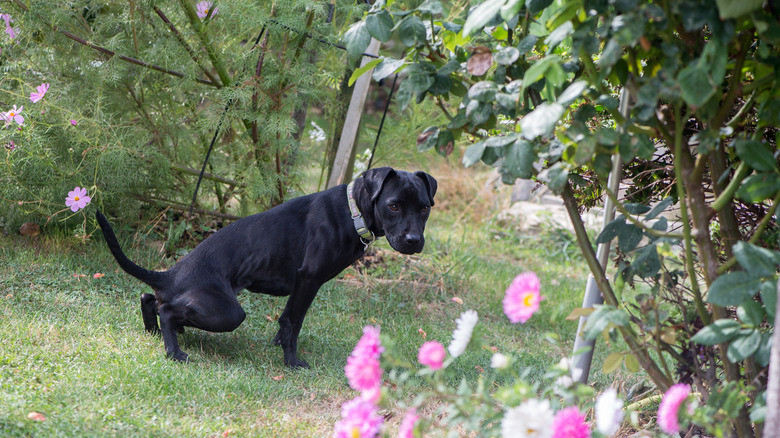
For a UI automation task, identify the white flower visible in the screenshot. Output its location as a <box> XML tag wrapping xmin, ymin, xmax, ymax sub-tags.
<box><xmin>501</xmin><ymin>398</ymin><xmax>553</xmax><ymax>438</ymax></box>
<box><xmin>491</xmin><ymin>352</ymin><xmax>509</xmax><ymax>369</ymax></box>
<box><xmin>309</xmin><ymin>121</ymin><xmax>326</xmax><ymax>142</ymax></box>
<box><xmin>595</xmin><ymin>388</ymin><xmax>624</xmax><ymax>436</ymax></box>
<box><xmin>448</xmin><ymin>309</ymin><xmax>478</xmax><ymax>358</ymax></box>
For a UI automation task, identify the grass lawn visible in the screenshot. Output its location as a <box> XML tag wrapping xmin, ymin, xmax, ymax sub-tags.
<box><xmin>0</xmin><ymin>166</ymin><xmax>646</xmax><ymax>437</ymax></box>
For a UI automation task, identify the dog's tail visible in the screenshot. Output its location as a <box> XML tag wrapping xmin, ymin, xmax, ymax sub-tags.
<box><xmin>96</xmin><ymin>211</ymin><xmax>170</xmax><ymax>290</ymax></box>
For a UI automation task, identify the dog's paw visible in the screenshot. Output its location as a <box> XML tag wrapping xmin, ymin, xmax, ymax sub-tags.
<box><xmin>167</xmin><ymin>351</ymin><xmax>190</xmax><ymax>363</ymax></box>
<box><xmin>285</xmin><ymin>358</ymin><xmax>310</xmax><ymax>369</ymax></box>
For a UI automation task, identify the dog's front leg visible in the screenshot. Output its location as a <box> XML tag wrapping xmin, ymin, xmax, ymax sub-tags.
<box><xmin>275</xmin><ymin>278</ymin><xmax>321</xmax><ymax>369</ymax></box>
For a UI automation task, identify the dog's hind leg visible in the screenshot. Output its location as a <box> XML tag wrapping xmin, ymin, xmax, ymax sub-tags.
<box><xmin>141</xmin><ymin>293</ymin><xmax>160</xmax><ymax>335</ymax></box>
<box><xmin>158</xmin><ymin>290</ymin><xmax>247</xmax><ymax>362</ymax></box>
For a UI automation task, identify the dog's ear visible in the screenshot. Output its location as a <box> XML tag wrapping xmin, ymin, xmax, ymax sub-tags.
<box><xmin>362</xmin><ymin>167</ymin><xmax>396</xmax><ymax>202</ymax></box>
<box><xmin>415</xmin><ymin>171</ymin><xmax>437</xmax><ymax>206</ymax></box>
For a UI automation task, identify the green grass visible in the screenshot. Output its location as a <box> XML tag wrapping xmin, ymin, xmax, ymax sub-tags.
<box><xmin>0</xmin><ymin>177</ymin><xmax>647</xmax><ymax>437</ymax></box>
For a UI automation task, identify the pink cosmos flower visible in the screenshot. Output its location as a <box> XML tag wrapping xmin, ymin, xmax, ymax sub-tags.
<box><xmin>30</xmin><ymin>83</ymin><xmax>49</xmax><ymax>103</ymax></box>
<box><xmin>418</xmin><ymin>340</ymin><xmax>446</xmax><ymax>370</ymax></box>
<box><xmin>657</xmin><ymin>383</ymin><xmax>691</xmax><ymax>435</ymax></box>
<box><xmin>3</xmin><ymin>105</ymin><xmax>24</xmax><ymax>126</ymax></box>
<box><xmin>344</xmin><ymin>354</ymin><xmax>382</xmax><ymax>392</ymax></box>
<box><xmin>65</xmin><ymin>186</ymin><xmax>91</xmax><ymax>212</ymax></box>
<box><xmin>503</xmin><ymin>272</ymin><xmax>542</xmax><ymax>324</ymax></box>
<box><xmin>70</xmin><ymin>119</ymin><xmax>78</xmax><ymax>126</ymax></box>
<box><xmin>551</xmin><ymin>407</ymin><xmax>591</xmax><ymax>438</ymax></box>
<box><xmin>333</xmin><ymin>397</ymin><xmax>383</xmax><ymax>438</ymax></box>
<box><xmin>352</xmin><ymin>325</ymin><xmax>384</xmax><ymax>359</ymax></box>
<box><xmin>398</xmin><ymin>409</ymin><xmax>419</xmax><ymax>438</ymax></box>
<box><xmin>195</xmin><ymin>1</ymin><xmax>218</xmax><ymax>19</ymax></box>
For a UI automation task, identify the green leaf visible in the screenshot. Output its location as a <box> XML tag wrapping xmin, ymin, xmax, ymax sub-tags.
<box><xmin>557</xmin><ymin>80</ymin><xmax>588</xmax><ymax>106</ymax></box>
<box><xmin>624</xmin><ymin>203</ymin><xmax>651</xmax><ymax>215</ymax></box>
<box><xmin>501</xmin><ymin>139</ymin><xmax>536</xmax><ymax>179</ymax></box>
<box><xmin>678</xmin><ymin>64</ymin><xmax>716</xmax><ymax>108</ymax></box>
<box><xmin>463</xmin><ymin>142</ymin><xmax>487</xmax><ymax>167</ymax></box>
<box><xmin>397</xmin><ymin>15</ymin><xmax>426</xmax><ymax>47</ymax></box>
<box><xmin>756</xmin><ymin>332</ymin><xmax>773</xmax><ymax>367</ymax></box>
<box><xmin>734</xmin><ymin>139</ymin><xmax>777</xmax><ymax>172</ymax></box>
<box><xmin>520</xmin><ymin>102</ymin><xmax>564</xmax><ymax>139</ymax></box>
<box><xmin>365</xmin><ymin>10</ymin><xmax>394</xmax><ymax>42</ymax></box>
<box><xmin>737</xmin><ymin>300</ymin><xmax>765</xmax><ymax>328</ymax></box>
<box><xmin>617</xmin><ymin>223</ymin><xmax>643</xmax><ymax>253</ymax></box>
<box><xmin>733</xmin><ymin>241</ymin><xmax>780</xmax><ymax>278</ymax></box>
<box><xmin>707</xmin><ymin>272</ymin><xmax>762</xmax><ymax>306</ymax></box>
<box><xmin>629</xmin><ymin>244</ymin><xmax>661</xmax><ymax>278</ymax></box>
<box><xmin>538</xmin><ymin>163</ymin><xmax>569</xmax><ymax>193</ymax></box>
<box><xmin>417</xmin><ymin>0</ymin><xmax>444</xmax><ymax>15</ymax></box>
<box><xmin>599</xmin><ymin>39</ymin><xmax>622</xmax><ymax>69</ymax></box>
<box><xmin>500</xmin><ymin>0</ymin><xmax>525</xmax><ymax>22</ymax></box>
<box><xmin>494</xmin><ymin>46</ymin><xmax>520</xmax><ymax>65</ymax></box>
<box><xmin>727</xmin><ymin>330</ymin><xmax>761</xmax><ymax>363</ymax></box>
<box><xmin>463</xmin><ymin>0</ymin><xmax>505</xmax><ymax>37</ymax></box>
<box><xmin>716</xmin><ymin>0</ymin><xmax>764</xmax><ymax>19</ymax></box>
<box><xmin>526</xmin><ymin>0</ymin><xmax>553</xmax><ymax>15</ymax></box>
<box><xmin>762</xmin><ymin>280</ymin><xmax>778</xmax><ymax>320</ymax></box>
<box><xmin>624</xmin><ymin>353</ymin><xmax>640</xmax><ymax>373</ymax></box>
<box><xmin>583</xmin><ymin>306</ymin><xmax>629</xmax><ymax>340</ymax></box>
<box><xmin>521</xmin><ymin>55</ymin><xmax>562</xmax><ymax>93</ymax></box>
<box><xmin>691</xmin><ymin>319</ymin><xmax>741</xmax><ymax>345</ymax></box>
<box><xmin>544</xmin><ymin>21</ymin><xmax>573</xmax><ymax>53</ymax></box>
<box><xmin>736</xmin><ymin>173</ymin><xmax>780</xmax><ymax>202</ymax></box>
<box><xmin>348</xmin><ymin>58</ymin><xmax>383</xmax><ymax>86</ymax></box>
<box><xmin>468</xmin><ymin>81</ymin><xmax>499</xmax><ymax>102</ymax></box>
<box><xmin>596</xmin><ymin>216</ymin><xmax>626</xmax><ymax>244</ymax></box>
<box><xmin>407</xmin><ymin>66</ymin><xmax>434</xmax><ymax>93</ymax></box>
<box><xmin>517</xmin><ymin>34</ymin><xmax>538</xmax><ymax>54</ymax></box>
<box><xmin>372</xmin><ymin>58</ymin><xmax>405</xmax><ymax>81</ymax></box>
<box><xmin>344</xmin><ymin>21</ymin><xmax>371</xmax><ymax>59</ymax></box>
<box><xmin>602</xmin><ymin>352</ymin><xmax>623</xmax><ymax>374</ymax></box>
<box><xmin>645</xmin><ymin>197</ymin><xmax>674</xmax><ymax>220</ymax></box>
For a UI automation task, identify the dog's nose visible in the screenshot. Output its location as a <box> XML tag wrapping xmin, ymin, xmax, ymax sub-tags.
<box><xmin>404</xmin><ymin>234</ymin><xmax>421</xmax><ymax>246</ymax></box>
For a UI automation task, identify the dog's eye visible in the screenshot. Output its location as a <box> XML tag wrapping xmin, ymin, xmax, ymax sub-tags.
<box><xmin>388</xmin><ymin>203</ymin><xmax>399</xmax><ymax>212</ymax></box>
<box><xmin>422</xmin><ymin>206</ymin><xmax>430</xmax><ymax>214</ymax></box>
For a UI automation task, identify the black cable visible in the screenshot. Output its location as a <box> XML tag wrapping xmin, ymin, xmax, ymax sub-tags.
<box><xmin>366</xmin><ymin>74</ymin><xmax>397</xmax><ymax>170</ymax></box>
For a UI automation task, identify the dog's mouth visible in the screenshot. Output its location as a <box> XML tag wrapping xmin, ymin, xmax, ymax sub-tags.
<box><xmin>388</xmin><ymin>236</ymin><xmax>425</xmax><ymax>255</ymax></box>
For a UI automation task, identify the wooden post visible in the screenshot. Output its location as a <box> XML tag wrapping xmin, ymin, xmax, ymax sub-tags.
<box><xmin>327</xmin><ymin>38</ymin><xmax>381</xmax><ymax>188</ymax></box>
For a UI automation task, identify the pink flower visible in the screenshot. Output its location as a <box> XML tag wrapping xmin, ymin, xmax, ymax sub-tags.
<box><xmin>333</xmin><ymin>397</ymin><xmax>383</xmax><ymax>438</ymax></box>
<box><xmin>345</xmin><ymin>354</ymin><xmax>382</xmax><ymax>392</ymax></box>
<box><xmin>503</xmin><ymin>272</ymin><xmax>542</xmax><ymax>324</ymax></box>
<box><xmin>552</xmin><ymin>407</ymin><xmax>591</xmax><ymax>438</ymax></box>
<box><xmin>30</xmin><ymin>83</ymin><xmax>49</xmax><ymax>103</ymax></box>
<box><xmin>352</xmin><ymin>325</ymin><xmax>384</xmax><ymax>359</ymax></box>
<box><xmin>418</xmin><ymin>340</ymin><xmax>446</xmax><ymax>370</ymax></box>
<box><xmin>3</xmin><ymin>105</ymin><xmax>24</xmax><ymax>126</ymax></box>
<box><xmin>657</xmin><ymin>383</ymin><xmax>691</xmax><ymax>435</ymax></box>
<box><xmin>70</xmin><ymin>119</ymin><xmax>78</xmax><ymax>126</ymax></box>
<box><xmin>65</xmin><ymin>186</ymin><xmax>91</xmax><ymax>212</ymax></box>
<box><xmin>195</xmin><ymin>1</ymin><xmax>219</xmax><ymax>19</ymax></box>
<box><xmin>398</xmin><ymin>409</ymin><xmax>419</xmax><ymax>438</ymax></box>
<box><xmin>2</xmin><ymin>14</ymin><xmax>18</xmax><ymax>39</ymax></box>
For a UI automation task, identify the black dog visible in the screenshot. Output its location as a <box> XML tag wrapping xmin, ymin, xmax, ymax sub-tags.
<box><xmin>96</xmin><ymin>167</ymin><xmax>436</xmax><ymax>367</ymax></box>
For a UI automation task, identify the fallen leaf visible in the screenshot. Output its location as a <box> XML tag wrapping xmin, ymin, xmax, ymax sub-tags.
<box><xmin>27</xmin><ymin>412</ymin><xmax>46</xmax><ymax>421</ymax></box>
<box><xmin>272</xmin><ymin>375</ymin><xmax>284</xmax><ymax>381</ymax></box>
<box><xmin>93</xmin><ymin>273</ymin><xmax>105</xmax><ymax>279</ymax></box>
<box><xmin>451</xmin><ymin>297</ymin><xmax>463</xmax><ymax>304</ymax></box>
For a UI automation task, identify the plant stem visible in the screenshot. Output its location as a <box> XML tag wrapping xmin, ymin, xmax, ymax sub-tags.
<box><xmin>177</xmin><ymin>0</ymin><xmax>232</xmax><ymax>87</ymax></box>
<box><xmin>562</xmin><ymin>182</ymin><xmax>672</xmax><ymax>391</ymax></box>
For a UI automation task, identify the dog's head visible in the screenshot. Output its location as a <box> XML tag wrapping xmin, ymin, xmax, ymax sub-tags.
<box><xmin>359</xmin><ymin>167</ymin><xmax>437</xmax><ymax>254</ymax></box>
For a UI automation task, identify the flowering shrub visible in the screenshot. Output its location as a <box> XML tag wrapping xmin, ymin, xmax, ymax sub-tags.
<box><xmin>333</xmin><ymin>272</ymin><xmax>722</xmax><ymax>437</ymax></box>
